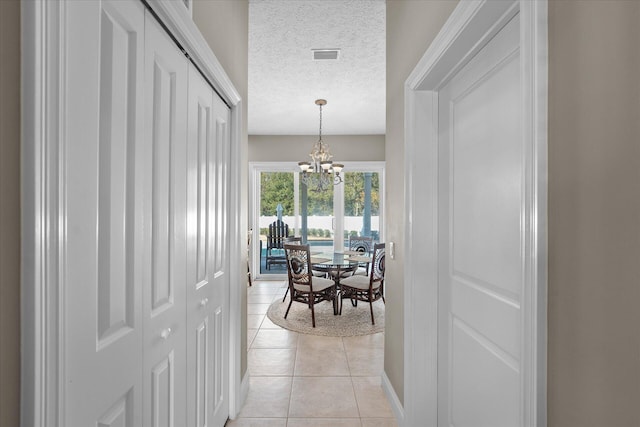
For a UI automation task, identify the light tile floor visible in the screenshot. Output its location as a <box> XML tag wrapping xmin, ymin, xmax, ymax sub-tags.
<box><xmin>226</xmin><ymin>280</ymin><xmax>398</xmax><ymax>427</ymax></box>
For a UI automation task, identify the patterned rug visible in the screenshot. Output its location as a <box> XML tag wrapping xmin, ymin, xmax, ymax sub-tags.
<box><xmin>266</xmin><ymin>297</ymin><xmax>384</xmax><ymax>337</ymax></box>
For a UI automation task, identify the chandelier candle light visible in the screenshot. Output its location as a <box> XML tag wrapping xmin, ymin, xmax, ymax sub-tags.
<box><xmin>298</xmin><ymin>99</ymin><xmax>344</xmax><ymax>192</ymax></box>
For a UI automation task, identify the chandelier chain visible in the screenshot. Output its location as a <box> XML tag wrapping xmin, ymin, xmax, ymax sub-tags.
<box><xmin>318</xmin><ymin>102</ymin><xmax>322</xmax><ymax>142</ymax></box>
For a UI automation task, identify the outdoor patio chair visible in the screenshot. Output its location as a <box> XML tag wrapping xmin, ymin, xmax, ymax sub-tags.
<box><xmin>265</xmin><ymin>219</ymin><xmax>289</xmax><ymax>270</ymax></box>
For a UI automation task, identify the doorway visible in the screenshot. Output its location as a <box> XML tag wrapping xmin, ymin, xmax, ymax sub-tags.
<box><xmin>250</xmin><ymin>162</ymin><xmax>385</xmax><ymax>280</ymax></box>
<box><xmin>403</xmin><ymin>1</ymin><xmax>548</xmax><ymax>425</ymax></box>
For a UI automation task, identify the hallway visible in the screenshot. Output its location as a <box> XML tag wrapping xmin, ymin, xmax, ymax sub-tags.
<box><xmin>227</xmin><ymin>280</ymin><xmax>397</xmax><ymax>426</ymax></box>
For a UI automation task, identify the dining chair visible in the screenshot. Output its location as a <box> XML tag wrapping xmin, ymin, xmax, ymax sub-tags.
<box><xmin>281</xmin><ymin>236</ymin><xmax>302</xmax><ymax>302</ymax></box>
<box><xmin>284</xmin><ymin>243</ymin><xmax>337</xmax><ymax>328</ymax></box>
<box><xmin>348</xmin><ymin>235</ymin><xmax>373</xmax><ymax>255</ymax></box>
<box><xmin>338</xmin><ymin>242</ymin><xmax>385</xmax><ymax>325</ymax></box>
<box><xmin>342</xmin><ymin>235</ymin><xmax>374</xmax><ymax>277</ymax></box>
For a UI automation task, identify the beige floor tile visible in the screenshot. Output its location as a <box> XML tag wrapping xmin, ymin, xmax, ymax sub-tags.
<box><xmin>288</xmin><ymin>377</ymin><xmax>359</xmax><ymax>418</ymax></box>
<box><xmin>286</xmin><ymin>418</ymin><xmax>362</xmax><ymax>427</ymax></box>
<box><xmin>297</xmin><ymin>334</ymin><xmax>345</xmax><ymax>351</ymax></box>
<box><xmin>251</xmin><ymin>329</ymin><xmax>299</xmax><ymax>349</ymax></box>
<box><xmin>259</xmin><ymin>315</ymin><xmax>282</xmax><ymax>329</ymax></box>
<box><xmin>352</xmin><ymin>377</ymin><xmax>394</xmax><ymax>418</ymax></box>
<box><xmin>247</xmin><ymin>314</ymin><xmax>265</xmax><ymax>329</ymax></box>
<box><xmin>248</xmin><ymin>293</ymin><xmax>280</xmax><ymax>304</ymax></box>
<box><xmin>237</xmin><ymin>376</ymin><xmax>292</xmax><ymax>418</ymax></box>
<box><xmin>346</xmin><ymin>346</ymin><xmax>384</xmax><ymax>376</ymax></box>
<box><xmin>361</xmin><ymin>418</ymin><xmax>399</xmax><ymax>427</ymax></box>
<box><xmin>342</xmin><ymin>332</ymin><xmax>385</xmax><ymax>351</ymax></box>
<box><xmin>247</xmin><ymin>303</ymin><xmax>271</xmax><ymax>315</ymax></box>
<box><xmin>294</xmin><ymin>344</ymin><xmax>350</xmax><ymax>376</ymax></box>
<box><xmin>247</xmin><ymin>329</ymin><xmax>258</xmax><ymax>348</ymax></box>
<box><xmin>225</xmin><ymin>418</ymin><xmax>286</xmax><ymax>427</ymax></box>
<box><xmin>248</xmin><ymin>348</ymin><xmax>296</xmax><ymax>376</ymax></box>
<box><xmin>251</xmin><ymin>281</ymin><xmax>286</xmax><ymax>290</ymax></box>
<box><xmin>248</xmin><ymin>287</ymin><xmax>283</xmax><ymax>295</ymax></box>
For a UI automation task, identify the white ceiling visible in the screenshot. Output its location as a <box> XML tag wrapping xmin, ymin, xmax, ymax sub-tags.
<box><xmin>248</xmin><ymin>0</ymin><xmax>386</xmax><ymax>135</ymax></box>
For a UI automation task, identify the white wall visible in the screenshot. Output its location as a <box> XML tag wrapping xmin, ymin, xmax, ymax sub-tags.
<box><xmin>250</xmin><ymin>134</ymin><xmax>385</xmax><ymax>162</ymax></box>
<box><xmin>0</xmin><ymin>1</ymin><xmax>20</xmax><ymax>425</ymax></box>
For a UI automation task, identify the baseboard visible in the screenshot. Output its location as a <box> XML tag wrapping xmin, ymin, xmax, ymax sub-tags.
<box><xmin>229</xmin><ymin>371</ymin><xmax>250</xmax><ymax>420</ymax></box>
<box><xmin>382</xmin><ymin>370</ymin><xmax>404</xmax><ymax>426</ymax></box>
<box><xmin>240</xmin><ymin>372</ymin><xmax>250</xmax><ymax>412</ymax></box>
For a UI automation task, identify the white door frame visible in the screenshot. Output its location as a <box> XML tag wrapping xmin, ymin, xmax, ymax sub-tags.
<box><xmin>402</xmin><ymin>1</ymin><xmax>547</xmax><ymax>426</ymax></box>
<box><xmin>20</xmin><ymin>1</ymin><xmax>245</xmax><ymax>425</ymax></box>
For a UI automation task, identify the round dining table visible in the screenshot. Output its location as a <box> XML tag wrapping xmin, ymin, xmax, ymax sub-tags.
<box><xmin>310</xmin><ymin>252</ymin><xmax>371</xmax><ymax>314</ymax></box>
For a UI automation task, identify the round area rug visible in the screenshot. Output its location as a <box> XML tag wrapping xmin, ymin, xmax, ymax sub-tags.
<box><xmin>266</xmin><ymin>298</ymin><xmax>384</xmax><ymax>337</ymax></box>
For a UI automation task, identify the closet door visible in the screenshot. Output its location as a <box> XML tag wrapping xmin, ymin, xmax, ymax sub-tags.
<box><xmin>210</xmin><ymin>84</ymin><xmax>231</xmax><ymax>427</ymax></box>
<box><xmin>64</xmin><ymin>1</ymin><xmax>145</xmax><ymax>425</ymax></box>
<box><xmin>186</xmin><ymin>65</ymin><xmax>232</xmax><ymax>427</ymax></box>
<box><xmin>185</xmin><ymin>65</ymin><xmax>215</xmax><ymax>427</ymax></box>
<box><xmin>142</xmin><ymin>11</ymin><xmax>189</xmax><ymax>427</ymax></box>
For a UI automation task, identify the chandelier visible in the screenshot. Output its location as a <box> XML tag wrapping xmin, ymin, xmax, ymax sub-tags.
<box><xmin>298</xmin><ymin>99</ymin><xmax>344</xmax><ymax>192</ymax></box>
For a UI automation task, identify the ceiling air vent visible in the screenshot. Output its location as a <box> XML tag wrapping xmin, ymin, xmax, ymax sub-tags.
<box><xmin>312</xmin><ymin>49</ymin><xmax>340</xmax><ymax>60</ymax></box>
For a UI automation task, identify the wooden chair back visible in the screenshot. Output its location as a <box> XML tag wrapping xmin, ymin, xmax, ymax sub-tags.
<box><xmin>267</xmin><ymin>219</ymin><xmax>289</xmax><ymax>251</ymax></box>
<box><xmin>349</xmin><ymin>235</ymin><xmax>373</xmax><ymax>255</ymax></box>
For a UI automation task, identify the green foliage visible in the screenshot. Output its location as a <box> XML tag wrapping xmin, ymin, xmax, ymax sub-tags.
<box><xmin>344</xmin><ymin>172</ymin><xmax>380</xmax><ymax>216</ymax></box>
<box><xmin>260</xmin><ymin>172</ymin><xmax>294</xmax><ymax>216</ymax></box>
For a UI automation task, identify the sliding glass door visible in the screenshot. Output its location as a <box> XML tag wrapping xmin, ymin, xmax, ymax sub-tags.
<box><xmin>250</xmin><ymin>162</ymin><xmax>384</xmax><ymax>278</ymax></box>
<box><xmin>343</xmin><ymin>171</ymin><xmax>381</xmax><ymax>243</ymax></box>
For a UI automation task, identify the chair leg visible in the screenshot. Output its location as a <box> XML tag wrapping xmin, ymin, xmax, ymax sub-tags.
<box><xmin>284</xmin><ymin>299</ymin><xmax>294</xmax><ymax>319</ymax></box>
<box><xmin>310</xmin><ymin>293</ymin><xmax>316</xmax><ymax>328</ymax></box>
<box><xmin>282</xmin><ymin>287</ymin><xmax>289</xmax><ymax>302</ymax></box>
<box><xmin>369</xmin><ymin>300</ymin><xmax>375</xmax><ymax>325</ymax></box>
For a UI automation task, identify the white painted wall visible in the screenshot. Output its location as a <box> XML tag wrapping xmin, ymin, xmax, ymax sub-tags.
<box><xmin>249</xmin><ymin>134</ymin><xmax>385</xmax><ymax>162</ymax></box>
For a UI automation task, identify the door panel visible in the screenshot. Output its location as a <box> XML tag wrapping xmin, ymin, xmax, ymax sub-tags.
<box><xmin>438</xmin><ymin>14</ymin><xmax>523</xmax><ymax>427</ymax></box>
<box><xmin>143</xmin><ymin>11</ymin><xmax>188</xmax><ymax>427</ymax></box>
<box><xmin>186</xmin><ymin>64</ymin><xmax>214</xmax><ymax>427</ymax></box>
<box><xmin>97</xmin><ymin>391</ymin><xmax>134</xmax><ymax>427</ymax></box>
<box><xmin>186</xmin><ymin>64</ymin><xmax>230</xmax><ymax>427</ymax></box>
<box><xmin>65</xmin><ymin>1</ymin><xmax>144</xmax><ymax>425</ymax></box>
<box><xmin>151</xmin><ymin>352</ymin><xmax>175</xmax><ymax>427</ymax></box>
<box><xmin>210</xmin><ymin>93</ymin><xmax>231</xmax><ymax>427</ymax></box>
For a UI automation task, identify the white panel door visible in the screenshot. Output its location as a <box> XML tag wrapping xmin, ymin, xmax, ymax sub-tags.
<box><xmin>209</xmin><ymin>74</ymin><xmax>232</xmax><ymax>427</ymax></box>
<box><xmin>438</xmin><ymin>14</ymin><xmax>523</xmax><ymax>427</ymax></box>
<box><xmin>186</xmin><ymin>65</ymin><xmax>230</xmax><ymax>427</ymax></box>
<box><xmin>64</xmin><ymin>1</ymin><xmax>145</xmax><ymax>425</ymax></box>
<box><xmin>143</xmin><ymin>11</ymin><xmax>189</xmax><ymax>427</ymax></box>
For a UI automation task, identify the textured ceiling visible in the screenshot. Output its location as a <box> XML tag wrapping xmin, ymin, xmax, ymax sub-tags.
<box><xmin>248</xmin><ymin>0</ymin><xmax>386</xmax><ymax>135</ymax></box>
